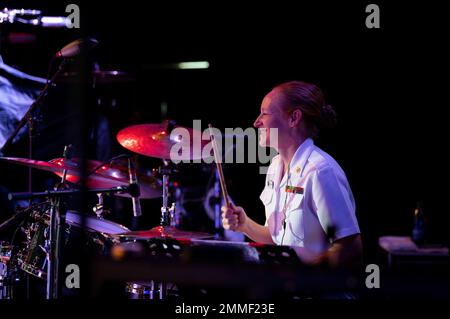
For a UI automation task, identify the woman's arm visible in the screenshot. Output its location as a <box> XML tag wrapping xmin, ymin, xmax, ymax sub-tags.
<box><xmin>222</xmin><ymin>204</ymin><xmax>275</xmax><ymax>244</ymax></box>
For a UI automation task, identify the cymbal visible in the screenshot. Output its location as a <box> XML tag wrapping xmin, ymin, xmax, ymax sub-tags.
<box><xmin>0</xmin><ymin>157</ymin><xmax>161</xmax><ymax>199</ymax></box>
<box><xmin>56</xmin><ymin>70</ymin><xmax>135</xmax><ymax>84</ymax></box>
<box><xmin>48</xmin><ymin>158</ymin><xmax>161</xmax><ymax>199</ymax></box>
<box><xmin>117</xmin><ymin>123</ymin><xmax>212</xmax><ymax>160</ymax></box>
<box><xmin>0</xmin><ymin>157</ymin><xmax>79</xmax><ymax>175</ymax></box>
<box><xmin>116</xmin><ymin>226</ymin><xmax>214</xmax><ymax>240</ymax></box>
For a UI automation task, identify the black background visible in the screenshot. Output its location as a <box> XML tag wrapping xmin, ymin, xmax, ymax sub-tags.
<box><xmin>0</xmin><ymin>0</ymin><xmax>446</xmax><ymax>264</ymax></box>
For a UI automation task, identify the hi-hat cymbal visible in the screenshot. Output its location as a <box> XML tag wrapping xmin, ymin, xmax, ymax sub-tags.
<box><xmin>116</xmin><ymin>226</ymin><xmax>214</xmax><ymax>240</ymax></box>
<box><xmin>0</xmin><ymin>157</ymin><xmax>161</xmax><ymax>199</ymax></box>
<box><xmin>116</xmin><ymin>123</ymin><xmax>212</xmax><ymax>160</ymax></box>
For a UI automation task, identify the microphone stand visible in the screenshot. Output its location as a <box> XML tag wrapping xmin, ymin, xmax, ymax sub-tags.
<box><xmin>150</xmin><ymin>161</ymin><xmax>178</xmax><ymax>300</ymax></box>
<box><xmin>1</xmin><ymin>58</ymin><xmax>68</xmax><ymax>192</ymax></box>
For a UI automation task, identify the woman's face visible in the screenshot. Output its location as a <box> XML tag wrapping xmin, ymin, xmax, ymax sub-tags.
<box><xmin>253</xmin><ymin>89</ymin><xmax>289</xmax><ymax>148</ymax></box>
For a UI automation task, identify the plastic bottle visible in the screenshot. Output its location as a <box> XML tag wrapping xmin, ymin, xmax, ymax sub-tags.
<box><xmin>412</xmin><ymin>201</ymin><xmax>425</xmax><ymax>245</ymax></box>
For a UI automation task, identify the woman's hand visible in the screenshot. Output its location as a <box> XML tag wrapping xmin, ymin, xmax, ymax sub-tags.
<box><xmin>221</xmin><ymin>203</ymin><xmax>247</xmax><ymax>232</ymax></box>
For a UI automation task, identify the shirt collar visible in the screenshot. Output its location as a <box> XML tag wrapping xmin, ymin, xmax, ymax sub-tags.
<box><xmin>275</xmin><ymin>138</ymin><xmax>315</xmax><ymax>189</ymax></box>
<box><xmin>288</xmin><ymin>137</ymin><xmax>314</xmax><ymax>178</ymax></box>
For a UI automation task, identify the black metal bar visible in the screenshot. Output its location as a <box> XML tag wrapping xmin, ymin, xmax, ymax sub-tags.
<box><xmin>8</xmin><ymin>186</ymin><xmax>130</xmax><ymax>201</ymax></box>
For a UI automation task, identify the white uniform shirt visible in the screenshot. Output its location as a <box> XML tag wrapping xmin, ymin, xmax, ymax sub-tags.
<box><xmin>260</xmin><ymin>138</ymin><xmax>360</xmax><ymax>254</ymax></box>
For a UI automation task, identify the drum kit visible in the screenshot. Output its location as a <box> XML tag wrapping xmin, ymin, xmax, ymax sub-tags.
<box><xmin>0</xmin><ymin>15</ymin><xmax>244</xmax><ymax>299</ymax></box>
<box><xmin>0</xmin><ymin>9</ymin><xmax>306</xmax><ymax>301</ymax></box>
<box><xmin>0</xmin><ymin>119</ymin><xmax>219</xmax><ymax>300</ymax></box>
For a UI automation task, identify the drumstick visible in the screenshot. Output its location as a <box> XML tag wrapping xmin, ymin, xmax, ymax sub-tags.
<box><xmin>208</xmin><ymin>124</ymin><xmax>230</xmax><ymax>207</ymax></box>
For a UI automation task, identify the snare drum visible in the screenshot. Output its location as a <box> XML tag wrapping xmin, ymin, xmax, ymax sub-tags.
<box><xmin>18</xmin><ymin>210</ymin><xmax>129</xmax><ymax>280</ymax></box>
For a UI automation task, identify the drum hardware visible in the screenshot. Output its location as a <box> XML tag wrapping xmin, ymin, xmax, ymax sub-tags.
<box><xmin>0</xmin><ymin>242</ymin><xmax>13</xmax><ymax>299</ymax></box>
<box><xmin>45</xmin><ymin>144</ymin><xmax>72</xmax><ymax>299</ymax></box>
<box><xmin>125</xmin><ymin>281</ymin><xmax>176</xmax><ymax>300</ymax></box>
<box><xmin>116</xmin><ymin>120</ymin><xmax>213</xmax><ymax>233</ymax></box>
<box><xmin>126</xmin><ymin>282</ymin><xmax>155</xmax><ymax>299</ymax></box>
<box><xmin>0</xmin><ymin>156</ymin><xmax>162</xmax><ymax>199</ymax></box>
<box><xmin>115</xmin><ymin>122</ymin><xmax>216</xmax><ymax>237</ymax></box>
<box><xmin>7</xmin><ymin>182</ymin><xmax>136</xmax><ymax>298</ymax></box>
<box><xmin>0</xmin><ymin>47</ymin><xmax>96</xmax><ymax>291</ymax></box>
<box><xmin>7</xmin><ymin>185</ymin><xmax>137</xmax><ymax>202</ymax></box>
<box><xmin>115</xmin><ymin>121</ymin><xmax>218</xmax><ymax>299</ymax></box>
<box><xmin>0</xmin><ymin>37</ymin><xmax>98</xmax><ymax>197</ymax></box>
<box><xmin>169</xmin><ymin>203</ymin><xmax>178</xmax><ymax>227</ymax></box>
<box><xmin>1</xmin><ymin>57</ymin><xmax>68</xmax><ymax>193</ymax></box>
<box><xmin>116</xmin><ymin>163</ymin><xmax>213</xmax><ymax>238</ymax></box>
<box><xmin>116</xmin><ymin>238</ymin><xmax>182</xmax><ymax>300</ymax></box>
<box><xmin>2</xmin><ymin>115</ymin><xmax>232</xmax><ymax>300</ymax></box>
<box><xmin>17</xmin><ymin>209</ymin><xmax>129</xmax><ymax>281</ymax></box>
<box><xmin>159</xmin><ymin>165</ymin><xmax>173</xmax><ymax>227</ymax></box>
<box><xmin>93</xmin><ymin>193</ymin><xmax>107</xmax><ymax>219</ymax></box>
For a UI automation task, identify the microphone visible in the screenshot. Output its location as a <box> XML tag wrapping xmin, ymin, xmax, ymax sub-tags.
<box><xmin>55</xmin><ymin>37</ymin><xmax>98</xmax><ymax>58</ymax></box>
<box><xmin>128</xmin><ymin>157</ymin><xmax>142</xmax><ymax>217</ymax></box>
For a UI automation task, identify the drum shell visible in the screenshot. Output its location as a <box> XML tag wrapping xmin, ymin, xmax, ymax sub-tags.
<box><xmin>19</xmin><ymin>211</ymin><xmax>127</xmax><ymax>280</ymax></box>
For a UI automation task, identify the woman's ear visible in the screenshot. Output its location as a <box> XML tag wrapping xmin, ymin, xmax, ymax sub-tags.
<box><xmin>289</xmin><ymin>109</ymin><xmax>302</xmax><ymax>127</ymax></box>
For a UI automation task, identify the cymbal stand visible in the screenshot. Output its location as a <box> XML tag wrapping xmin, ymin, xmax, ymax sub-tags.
<box><xmin>157</xmin><ymin>164</ymin><xmax>176</xmax><ymax>227</ymax></box>
<box><xmin>46</xmin><ymin>145</ymin><xmax>71</xmax><ymax>299</ymax></box>
<box><xmin>152</xmin><ymin>163</ymin><xmax>178</xmax><ymax>299</ymax></box>
<box><xmin>93</xmin><ymin>193</ymin><xmax>105</xmax><ymax>219</ymax></box>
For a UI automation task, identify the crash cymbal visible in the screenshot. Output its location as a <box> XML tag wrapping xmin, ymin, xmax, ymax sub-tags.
<box><xmin>0</xmin><ymin>157</ymin><xmax>80</xmax><ymax>175</ymax></box>
<box><xmin>116</xmin><ymin>123</ymin><xmax>212</xmax><ymax>160</ymax></box>
<box><xmin>116</xmin><ymin>226</ymin><xmax>214</xmax><ymax>240</ymax></box>
<box><xmin>0</xmin><ymin>157</ymin><xmax>161</xmax><ymax>199</ymax></box>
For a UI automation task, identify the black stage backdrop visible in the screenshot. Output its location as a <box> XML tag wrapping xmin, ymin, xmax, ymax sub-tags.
<box><xmin>0</xmin><ymin>0</ymin><xmax>446</xmax><ymax>266</ymax></box>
